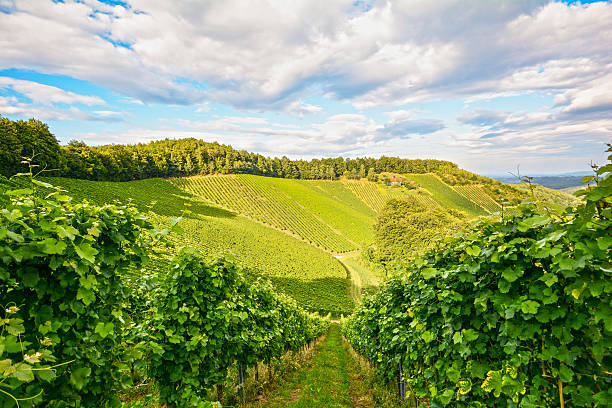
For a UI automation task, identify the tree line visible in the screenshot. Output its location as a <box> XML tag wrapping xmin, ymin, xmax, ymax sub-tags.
<box><xmin>0</xmin><ymin>117</ymin><xmax>457</xmax><ymax>181</ymax></box>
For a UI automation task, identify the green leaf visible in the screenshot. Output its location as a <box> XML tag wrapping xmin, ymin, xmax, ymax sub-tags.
<box><xmin>540</xmin><ymin>273</ymin><xmax>558</xmax><ymax>287</ymax></box>
<box><xmin>94</xmin><ymin>322</ymin><xmax>115</xmax><ymax>338</ymax></box>
<box><xmin>23</xmin><ymin>270</ymin><xmax>39</xmax><ymax>287</ymax></box>
<box><xmin>421</xmin><ymin>331</ymin><xmax>434</xmax><ymax>343</ymax></box>
<box><xmin>482</xmin><ymin>370</ymin><xmax>503</xmax><ymax>397</ymax></box>
<box><xmin>421</xmin><ymin>267</ymin><xmax>439</xmax><ymax>279</ymax></box>
<box><xmin>70</xmin><ymin>366</ymin><xmax>92</xmax><ymax>390</ymax></box>
<box><xmin>502</xmin><ymin>268</ymin><xmax>521</xmax><ymax>282</ymax></box>
<box><xmin>31</xmin><ymin>179</ymin><xmax>54</xmax><ymax>188</ymax></box>
<box><xmin>463</xmin><ymin>329</ymin><xmax>479</xmax><ymax>342</ymax></box>
<box><xmin>79</xmin><ymin>274</ymin><xmax>98</xmax><ymax>290</ymax></box>
<box><xmin>74</xmin><ymin>243</ymin><xmax>98</xmax><ymax>263</ymax></box>
<box><xmin>596</xmin><ymin>236</ymin><xmax>612</xmax><ymax>250</ymax></box>
<box><xmin>6</xmin><ymin>230</ymin><xmax>24</xmax><ymax>243</ymax></box>
<box><xmin>466</xmin><ymin>245</ymin><xmax>481</xmax><ymax>257</ymax></box>
<box><xmin>559</xmin><ymin>365</ymin><xmax>573</xmax><ymax>382</ymax></box>
<box><xmin>521</xmin><ymin>300</ymin><xmax>540</xmax><ymax>314</ymax></box>
<box><xmin>13</xmin><ymin>363</ymin><xmax>34</xmax><ymax>382</ymax></box>
<box><xmin>36</xmin><ymin>367</ymin><xmax>57</xmax><ymax>382</ymax></box>
<box><xmin>76</xmin><ymin>287</ymin><xmax>96</xmax><ymax>305</ymax></box>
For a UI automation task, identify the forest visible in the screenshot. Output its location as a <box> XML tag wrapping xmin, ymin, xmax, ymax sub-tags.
<box><xmin>1</xmin><ymin>116</ymin><xmax>472</xmax><ymax>182</ymax></box>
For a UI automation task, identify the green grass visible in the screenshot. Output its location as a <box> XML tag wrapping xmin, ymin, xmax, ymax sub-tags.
<box><xmin>172</xmin><ymin>175</ymin><xmax>377</xmax><ymax>253</ymax></box>
<box><xmin>404</xmin><ymin>173</ymin><xmax>488</xmax><ymax>216</ymax></box>
<box><xmin>453</xmin><ymin>185</ymin><xmax>503</xmax><ymax>213</ymax></box>
<box><xmin>44</xmin><ymin>177</ymin><xmax>354</xmax><ymax>315</ymax></box>
<box><xmin>257</xmin><ymin>324</ymin><xmax>370</xmax><ymax>408</ymax></box>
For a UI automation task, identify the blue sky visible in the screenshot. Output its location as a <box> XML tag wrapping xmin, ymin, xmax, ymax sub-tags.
<box><xmin>1</xmin><ymin>0</ymin><xmax>611</xmax><ymax>175</ymax></box>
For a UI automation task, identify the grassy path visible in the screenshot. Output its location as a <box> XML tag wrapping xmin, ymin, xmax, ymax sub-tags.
<box><xmin>255</xmin><ymin>324</ymin><xmax>375</xmax><ymax>408</ymax></box>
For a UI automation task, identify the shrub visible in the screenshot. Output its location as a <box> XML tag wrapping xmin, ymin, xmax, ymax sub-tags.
<box><xmin>0</xmin><ymin>180</ymin><xmax>155</xmax><ymax>407</ymax></box>
<box><xmin>345</xmin><ymin>146</ymin><xmax>612</xmax><ymax>407</ymax></box>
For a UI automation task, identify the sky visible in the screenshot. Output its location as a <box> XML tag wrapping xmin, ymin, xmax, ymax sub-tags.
<box><xmin>0</xmin><ymin>0</ymin><xmax>611</xmax><ymax>175</ymax></box>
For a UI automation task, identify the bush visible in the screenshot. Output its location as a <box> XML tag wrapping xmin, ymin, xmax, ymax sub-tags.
<box><xmin>0</xmin><ymin>180</ymin><xmax>155</xmax><ymax>407</ymax></box>
<box><xmin>148</xmin><ymin>249</ymin><xmax>329</xmax><ymax>407</ymax></box>
<box><xmin>345</xmin><ymin>146</ymin><xmax>612</xmax><ymax>407</ymax></box>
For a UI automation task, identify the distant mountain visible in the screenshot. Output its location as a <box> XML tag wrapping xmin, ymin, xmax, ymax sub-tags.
<box><xmin>492</xmin><ymin>174</ymin><xmax>589</xmax><ymax>190</ymax></box>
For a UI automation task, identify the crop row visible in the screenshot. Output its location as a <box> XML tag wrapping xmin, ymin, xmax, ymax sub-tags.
<box><xmin>173</xmin><ymin>175</ymin><xmax>358</xmax><ymax>252</ymax></box>
<box><xmin>341</xmin><ymin>180</ymin><xmax>389</xmax><ymax>212</ymax></box>
<box><xmin>453</xmin><ymin>184</ymin><xmax>503</xmax><ymax>213</ymax></box>
<box><xmin>44</xmin><ymin>177</ymin><xmax>354</xmax><ymax>315</ymax></box>
<box><xmin>404</xmin><ymin>173</ymin><xmax>488</xmax><ymax>216</ymax></box>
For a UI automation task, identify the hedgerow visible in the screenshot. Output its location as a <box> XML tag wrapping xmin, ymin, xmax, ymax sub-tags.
<box><xmin>345</xmin><ymin>146</ymin><xmax>612</xmax><ymax>407</ymax></box>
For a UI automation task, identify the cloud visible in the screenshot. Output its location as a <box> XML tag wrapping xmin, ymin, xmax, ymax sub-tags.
<box><xmin>555</xmin><ymin>72</ymin><xmax>612</xmax><ymax>116</ymax></box>
<box><xmin>382</xmin><ymin>118</ymin><xmax>445</xmax><ymax>137</ymax></box>
<box><xmin>0</xmin><ymin>0</ymin><xmax>609</xmax><ymax>110</ymax></box>
<box><xmin>458</xmin><ymin>109</ymin><xmax>509</xmax><ymax>127</ymax></box>
<box><xmin>0</xmin><ymin>77</ymin><xmax>105</xmax><ymax>105</ymax></box>
<box><xmin>0</xmin><ymin>0</ymin><xmax>204</xmax><ymax>104</ymax></box>
<box><xmin>284</xmin><ymin>100</ymin><xmax>323</xmax><ymax>117</ymax></box>
<box><xmin>75</xmin><ymin>113</ymin><xmax>383</xmax><ymax>155</ymax></box>
<box><xmin>0</xmin><ymin>95</ymin><xmax>124</xmax><ymax>122</ymax></box>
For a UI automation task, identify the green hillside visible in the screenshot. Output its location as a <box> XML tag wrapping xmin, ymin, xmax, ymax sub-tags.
<box><xmin>172</xmin><ymin>175</ymin><xmax>377</xmax><ymax>253</ymax></box>
<box><xmin>453</xmin><ymin>184</ymin><xmax>503</xmax><ymax>213</ymax></box>
<box><xmin>22</xmin><ymin>172</ymin><xmax>578</xmax><ymax>317</ymax></box>
<box><xmin>43</xmin><ymin>177</ymin><xmax>354</xmax><ymax>315</ymax></box>
<box><xmin>404</xmin><ymin>173</ymin><xmax>488</xmax><ymax>216</ymax></box>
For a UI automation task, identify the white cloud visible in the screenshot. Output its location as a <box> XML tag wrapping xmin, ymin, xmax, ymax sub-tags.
<box><xmin>284</xmin><ymin>100</ymin><xmax>323</xmax><ymax>117</ymax></box>
<box><xmin>1</xmin><ymin>0</ymin><xmax>609</xmax><ymax>109</ymax></box>
<box><xmin>556</xmin><ymin>72</ymin><xmax>612</xmax><ymax>115</ymax></box>
<box><xmin>0</xmin><ymin>77</ymin><xmax>104</xmax><ymax>105</ymax></box>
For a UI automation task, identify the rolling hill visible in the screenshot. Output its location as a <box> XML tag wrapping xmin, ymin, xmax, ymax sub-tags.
<box><xmin>2</xmin><ymin>169</ymin><xmax>577</xmax><ymax>317</ymax></box>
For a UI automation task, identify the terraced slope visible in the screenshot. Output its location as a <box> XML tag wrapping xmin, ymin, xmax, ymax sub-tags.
<box><xmin>341</xmin><ymin>180</ymin><xmax>441</xmax><ymax>213</ymax></box>
<box><xmin>453</xmin><ymin>185</ymin><xmax>502</xmax><ymax>213</ymax></box>
<box><xmin>341</xmin><ymin>180</ymin><xmax>389</xmax><ymax>212</ymax></box>
<box><xmin>42</xmin><ymin>177</ymin><xmax>354</xmax><ymax>315</ymax></box>
<box><xmin>173</xmin><ymin>175</ymin><xmax>377</xmax><ymax>253</ymax></box>
<box><xmin>404</xmin><ymin>173</ymin><xmax>488</xmax><ymax>216</ymax></box>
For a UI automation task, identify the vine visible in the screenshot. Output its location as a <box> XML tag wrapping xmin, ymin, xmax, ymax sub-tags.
<box><xmin>345</xmin><ymin>145</ymin><xmax>612</xmax><ymax>407</ymax></box>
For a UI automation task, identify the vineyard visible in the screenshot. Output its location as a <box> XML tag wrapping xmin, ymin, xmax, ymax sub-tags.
<box><xmin>44</xmin><ymin>177</ymin><xmax>354</xmax><ymax>315</ymax></box>
<box><xmin>172</xmin><ymin>175</ymin><xmax>376</xmax><ymax>253</ymax></box>
<box><xmin>453</xmin><ymin>184</ymin><xmax>503</xmax><ymax>213</ymax></box>
<box><xmin>0</xmin><ymin>177</ymin><xmax>330</xmax><ymax>408</ymax></box>
<box><xmin>344</xmin><ymin>152</ymin><xmax>612</xmax><ymax>407</ymax></box>
<box><xmin>341</xmin><ymin>180</ymin><xmax>390</xmax><ymax>212</ymax></box>
<box><xmin>404</xmin><ymin>173</ymin><xmax>489</xmax><ymax>216</ymax></box>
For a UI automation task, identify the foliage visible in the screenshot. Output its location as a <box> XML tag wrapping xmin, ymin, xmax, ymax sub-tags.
<box><xmin>345</xmin><ymin>146</ymin><xmax>612</xmax><ymax>407</ymax></box>
<box><xmin>148</xmin><ymin>249</ymin><xmax>329</xmax><ymax>408</ymax></box>
<box><xmin>0</xmin><ymin>177</ymin><xmax>155</xmax><ymax>407</ymax></box>
<box><xmin>2</xmin><ymin>117</ymin><xmax>457</xmax><ymax>181</ymax></box>
<box><xmin>364</xmin><ymin>197</ymin><xmax>468</xmax><ymax>268</ymax></box>
<box><xmin>0</xmin><ymin>118</ymin><xmax>63</xmax><ymax>178</ymax></box>
<box><xmin>0</xmin><ymin>304</ymin><xmax>68</xmax><ymax>408</ymax></box>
